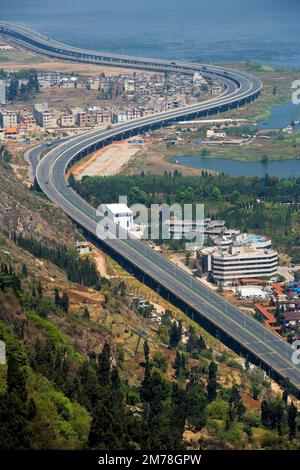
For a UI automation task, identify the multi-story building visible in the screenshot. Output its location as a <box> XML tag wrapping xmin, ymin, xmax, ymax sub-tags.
<box><xmin>95</xmin><ymin>111</ymin><xmax>112</xmax><ymax>125</ymax></box>
<box><xmin>0</xmin><ymin>110</ymin><xmax>19</xmax><ymax>129</ymax></box>
<box><xmin>37</xmin><ymin>72</ymin><xmax>61</xmax><ymax>88</ymax></box>
<box><xmin>76</xmin><ymin>112</ymin><xmax>96</xmax><ymax>127</ymax></box>
<box><xmin>165</xmin><ymin>218</ymin><xmax>204</xmax><ymax>240</ymax></box>
<box><xmin>211</xmin><ymin>85</ymin><xmax>223</xmax><ymax>95</ymax></box>
<box><xmin>211</xmin><ymin>246</ymin><xmax>278</xmax><ymax>285</ymax></box>
<box><xmin>19</xmin><ymin>113</ymin><xmax>36</xmax><ymax>132</ymax></box>
<box><xmin>59</xmin><ymin>78</ymin><xmax>76</xmax><ymax>89</ymax></box>
<box><xmin>58</xmin><ymin>114</ymin><xmax>76</xmax><ymax>127</ymax></box>
<box><xmin>197</xmin><ymin>243</ymin><xmax>278</xmax><ymax>286</ymax></box>
<box><xmin>164</xmin><ymin>96</ymin><xmax>185</xmax><ymax>110</ymax></box>
<box><xmin>165</xmin><ymin>217</ymin><xmax>226</xmax><ymax>240</ymax></box>
<box><xmin>124</xmin><ymin>79</ymin><xmax>135</xmax><ymax>94</ymax></box>
<box><xmin>87</xmin><ymin>77</ymin><xmax>100</xmax><ymax>91</ymax></box>
<box><xmin>33</xmin><ymin>103</ymin><xmax>57</xmax><ymax>128</ymax></box>
<box><xmin>112</xmin><ymin>112</ymin><xmax>127</xmax><ymax>124</ymax></box>
<box><xmin>204</xmin><ymin>219</ymin><xmax>226</xmax><ymax>236</ymax></box>
<box><xmin>211</xmin><ymin>232</ymin><xmax>272</xmax><ymax>251</ymax></box>
<box><xmin>193</xmin><ymin>72</ymin><xmax>208</xmax><ymax>87</ymax></box>
<box><xmin>0</xmin><ymin>80</ymin><xmax>6</xmax><ymax>105</ymax></box>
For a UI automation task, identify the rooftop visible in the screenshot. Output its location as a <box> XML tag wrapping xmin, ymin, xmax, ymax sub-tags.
<box><xmin>213</xmin><ymin>248</ymin><xmax>278</xmax><ymax>260</ymax></box>
<box><xmin>105</xmin><ymin>203</ymin><xmax>133</xmax><ymax>215</ymax></box>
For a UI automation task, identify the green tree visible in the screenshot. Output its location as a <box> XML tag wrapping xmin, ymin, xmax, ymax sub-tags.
<box><xmin>207</xmin><ymin>361</ymin><xmax>218</xmax><ymax>402</ymax></box>
<box><xmin>83</xmin><ymin>306</ymin><xmax>90</xmax><ymax>319</ymax></box>
<box><xmin>143</xmin><ymin>340</ymin><xmax>150</xmax><ymax>363</ymax></box>
<box><xmin>228</xmin><ymin>385</ymin><xmax>246</xmax><ymax>421</ymax></box>
<box><xmin>54</xmin><ymin>288</ymin><xmax>60</xmax><ymax>307</ymax></box>
<box><xmin>169</xmin><ymin>320</ymin><xmax>182</xmax><ymax>349</ymax></box>
<box><xmin>98</xmin><ymin>342</ymin><xmax>111</xmax><ymax>386</ymax></box>
<box><xmin>21</xmin><ymin>263</ymin><xmax>28</xmax><ymax>277</ymax></box>
<box><xmin>287</xmin><ymin>402</ymin><xmax>298</xmax><ymax>439</ymax></box>
<box><xmin>61</xmin><ymin>292</ymin><xmax>70</xmax><ymax>313</ymax></box>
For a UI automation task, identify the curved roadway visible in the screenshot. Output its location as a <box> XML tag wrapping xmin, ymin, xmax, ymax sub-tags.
<box><xmin>2</xmin><ymin>22</ymin><xmax>299</xmax><ymax>392</ymax></box>
<box><xmin>36</xmin><ymin>119</ymin><xmax>300</xmax><ymax>394</ymax></box>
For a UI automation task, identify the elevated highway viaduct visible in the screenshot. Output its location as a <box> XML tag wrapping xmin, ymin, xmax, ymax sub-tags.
<box><xmin>3</xmin><ymin>22</ymin><xmax>298</xmax><ymax>394</ymax></box>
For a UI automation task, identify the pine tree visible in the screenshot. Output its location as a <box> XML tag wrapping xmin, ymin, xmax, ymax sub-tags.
<box><xmin>174</xmin><ymin>351</ymin><xmax>182</xmax><ymax>378</ymax></box>
<box><xmin>228</xmin><ymin>385</ymin><xmax>246</xmax><ymax>420</ymax></box>
<box><xmin>169</xmin><ymin>320</ymin><xmax>182</xmax><ymax>349</ymax></box>
<box><xmin>98</xmin><ymin>342</ymin><xmax>111</xmax><ymax>386</ymax></box>
<box><xmin>37</xmin><ymin>281</ymin><xmax>43</xmax><ymax>298</ymax></box>
<box><xmin>111</xmin><ymin>365</ymin><xmax>121</xmax><ymax>391</ymax></box>
<box><xmin>143</xmin><ymin>340</ymin><xmax>150</xmax><ymax>363</ymax></box>
<box><xmin>140</xmin><ymin>361</ymin><xmax>152</xmax><ymax>403</ymax></box>
<box><xmin>83</xmin><ymin>306</ymin><xmax>90</xmax><ymax>319</ymax></box>
<box><xmin>61</xmin><ymin>292</ymin><xmax>70</xmax><ymax>313</ymax></box>
<box><xmin>54</xmin><ymin>288</ymin><xmax>60</xmax><ymax>307</ymax></box>
<box><xmin>207</xmin><ymin>361</ymin><xmax>217</xmax><ymax>402</ymax></box>
<box><xmin>287</xmin><ymin>402</ymin><xmax>298</xmax><ymax>438</ymax></box>
<box><xmin>168</xmin><ymin>383</ymin><xmax>186</xmax><ymax>449</ymax></box>
<box><xmin>21</xmin><ymin>263</ymin><xmax>28</xmax><ymax>277</ymax></box>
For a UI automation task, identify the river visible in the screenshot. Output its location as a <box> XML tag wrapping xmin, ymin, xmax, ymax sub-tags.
<box><xmin>170</xmin><ymin>156</ymin><xmax>300</xmax><ymax>178</ymax></box>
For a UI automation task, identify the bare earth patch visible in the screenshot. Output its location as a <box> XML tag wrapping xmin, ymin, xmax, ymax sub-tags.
<box><xmin>71</xmin><ymin>141</ymin><xmax>142</xmax><ymax>179</ymax></box>
<box><xmin>0</xmin><ymin>46</ymin><xmax>139</xmax><ymax>75</ymax></box>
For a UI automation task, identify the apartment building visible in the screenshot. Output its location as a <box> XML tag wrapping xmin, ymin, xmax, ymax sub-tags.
<box><xmin>164</xmin><ymin>96</ymin><xmax>185</xmax><ymax>110</ymax></box>
<box><xmin>59</xmin><ymin>114</ymin><xmax>76</xmax><ymax>127</ymax></box>
<box><xmin>112</xmin><ymin>112</ymin><xmax>127</xmax><ymax>124</ymax></box>
<box><xmin>124</xmin><ymin>79</ymin><xmax>135</xmax><ymax>93</ymax></box>
<box><xmin>37</xmin><ymin>72</ymin><xmax>61</xmax><ymax>88</ymax></box>
<box><xmin>95</xmin><ymin>111</ymin><xmax>112</xmax><ymax>125</ymax></box>
<box><xmin>211</xmin><ymin>85</ymin><xmax>223</xmax><ymax>95</ymax></box>
<box><xmin>0</xmin><ymin>110</ymin><xmax>19</xmax><ymax>129</ymax></box>
<box><xmin>33</xmin><ymin>103</ymin><xmax>57</xmax><ymax>128</ymax></box>
<box><xmin>87</xmin><ymin>77</ymin><xmax>100</xmax><ymax>91</ymax></box>
<box><xmin>125</xmin><ymin>107</ymin><xmax>143</xmax><ymax>120</ymax></box>
<box><xmin>19</xmin><ymin>113</ymin><xmax>36</xmax><ymax>132</ymax></box>
<box><xmin>76</xmin><ymin>112</ymin><xmax>96</xmax><ymax>127</ymax></box>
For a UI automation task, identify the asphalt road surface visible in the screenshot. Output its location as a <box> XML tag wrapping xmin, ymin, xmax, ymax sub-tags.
<box><xmin>11</xmin><ymin>21</ymin><xmax>299</xmax><ymax>393</ymax></box>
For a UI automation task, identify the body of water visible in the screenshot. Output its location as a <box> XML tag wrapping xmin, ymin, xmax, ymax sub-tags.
<box><xmin>257</xmin><ymin>102</ymin><xmax>300</xmax><ymax>130</ymax></box>
<box><xmin>170</xmin><ymin>156</ymin><xmax>300</xmax><ymax>178</ymax></box>
<box><xmin>1</xmin><ymin>0</ymin><xmax>300</xmax><ymax>68</ymax></box>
